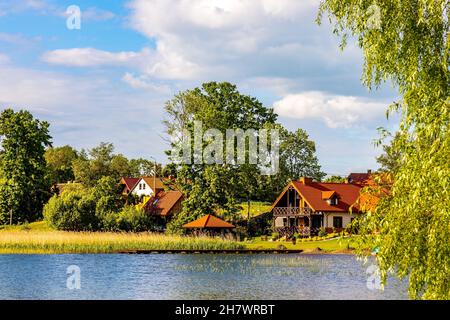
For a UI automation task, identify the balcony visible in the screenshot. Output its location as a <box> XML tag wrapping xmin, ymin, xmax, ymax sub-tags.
<box><xmin>272</xmin><ymin>207</ymin><xmax>313</xmax><ymax>217</ymax></box>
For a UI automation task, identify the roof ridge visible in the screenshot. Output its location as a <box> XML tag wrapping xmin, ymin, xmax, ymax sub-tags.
<box><xmin>204</xmin><ymin>214</ymin><xmax>211</xmax><ymax>228</ymax></box>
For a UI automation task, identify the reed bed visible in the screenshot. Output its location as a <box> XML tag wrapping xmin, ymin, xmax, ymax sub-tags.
<box><xmin>0</xmin><ymin>230</ymin><xmax>244</xmax><ymax>254</ymax></box>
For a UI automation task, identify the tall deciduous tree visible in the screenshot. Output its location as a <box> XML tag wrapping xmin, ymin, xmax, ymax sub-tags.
<box><xmin>319</xmin><ymin>0</ymin><xmax>449</xmax><ymax>299</ymax></box>
<box><xmin>45</xmin><ymin>145</ymin><xmax>78</xmax><ymax>185</ymax></box>
<box><xmin>164</xmin><ymin>82</ymin><xmax>277</xmax><ymax>233</ymax></box>
<box><xmin>279</xmin><ymin>127</ymin><xmax>325</xmax><ymax>182</ymax></box>
<box><xmin>0</xmin><ymin>109</ymin><xmax>52</xmax><ymax>224</ymax></box>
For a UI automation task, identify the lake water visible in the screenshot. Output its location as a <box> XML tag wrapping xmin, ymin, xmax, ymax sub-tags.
<box><xmin>0</xmin><ymin>254</ymin><xmax>408</xmax><ymax>300</ymax></box>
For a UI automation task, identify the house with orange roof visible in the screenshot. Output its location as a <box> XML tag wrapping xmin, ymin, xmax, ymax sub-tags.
<box><xmin>271</xmin><ymin>177</ymin><xmax>363</xmax><ymax>238</ymax></box>
<box><xmin>144</xmin><ymin>190</ymin><xmax>183</xmax><ymax>219</ymax></box>
<box><xmin>130</xmin><ymin>176</ymin><xmax>166</xmax><ymax>197</ymax></box>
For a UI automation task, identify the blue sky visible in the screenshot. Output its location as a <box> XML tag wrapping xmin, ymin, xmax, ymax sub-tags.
<box><xmin>0</xmin><ymin>0</ymin><xmax>399</xmax><ymax>176</ymax></box>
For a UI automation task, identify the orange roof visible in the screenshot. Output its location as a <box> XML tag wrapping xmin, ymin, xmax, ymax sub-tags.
<box><xmin>182</xmin><ymin>214</ymin><xmax>235</xmax><ymax>229</ymax></box>
<box><xmin>144</xmin><ymin>190</ymin><xmax>183</xmax><ymax>216</ymax></box>
<box><xmin>357</xmin><ymin>173</ymin><xmax>393</xmax><ymax>212</ymax></box>
<box><xmin>271</xmin><ymin>178</ymin><xmax>362</xmax><ymax>213</ymax></box>
<box><xmin>321</xmin><ymin>190</ymin><xmax>336</xmax><ymax>200</ymax></box>
<box><xmin>141</xmin><ymin>176</ymin><xmax>165</xmax><ymax>190</ymax></box>
<box><xmin>291</xmin><ymin>180</ymin><xmax>362</xmax><ymax>212</ymax></box>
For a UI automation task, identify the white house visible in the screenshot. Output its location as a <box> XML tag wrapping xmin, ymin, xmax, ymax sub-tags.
<box><xmin>130</xmin><ymin>176</ymin><xmax>165</xmax><ymax>197</ymax></box>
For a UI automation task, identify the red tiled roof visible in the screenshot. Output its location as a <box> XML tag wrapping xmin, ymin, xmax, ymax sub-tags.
<box><xmin>182</xmin><ymin>214</ymin><xmax>235</xmax><ymax>229</ymax></box>
<box><xmin>348</xmin><ymin>173</ymin><xmax>370</xmax><ymax>184</ymax></box>
<box><xmin>289</xmin><ymin>180</ymin><xmax>362</xmax><ymax>213</ymax></box>
<box><xmin>120</xmin><ymin>177</ymin><xmax>139</xmax><ymax>190</ymax></box>
<box><xmin>144</xmin><ymin>190</ymin><xmax>183</xmax><ymax>216</ymax></box>
<box><xmin>140</xmin><ymin>176</ymin><xmax>165</xmax><ymax>190</ymax></box>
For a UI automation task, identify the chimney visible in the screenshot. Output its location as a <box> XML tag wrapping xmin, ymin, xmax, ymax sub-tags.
<box><xmin>299</xmin><ymin>177</ymin><xmax>313</xmax><ymax>185</ymax></box>
<box><xmin>367</xmin><ymin>169</ymin><xmax>372</xmax><ymax>174</ymax></box>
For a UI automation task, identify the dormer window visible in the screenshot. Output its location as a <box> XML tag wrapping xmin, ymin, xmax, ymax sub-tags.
<box><xmin>329</xmin><ymin>197</ymin><xmax>338</xmax><ymax>205</ymax></box>
<box><xmin>322</xmin><ymin>190</ymin><xmax>338</xmax><ymax>205</ymax></box>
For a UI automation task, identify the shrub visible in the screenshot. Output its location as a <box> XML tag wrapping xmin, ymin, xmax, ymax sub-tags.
<box><xmin>44</xmin><ymin>192</ymin><xmax>98</xmax><ymax>231</ymax></box>
<box><xmin>116</xmin><ymin>206</ymin><xmax>154</xmax><ymax>232</ymax></box>
<box><xmin>318</xmin><ymin>227</ymin><xmax>327</xmax><ymax>237</ymax></box>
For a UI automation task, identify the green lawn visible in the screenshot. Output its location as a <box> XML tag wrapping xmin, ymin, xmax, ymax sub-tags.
<box><xmin>239</xmin><ymin>201</ymin><xmax>272</xmax><ymax>218</ymax></box>
<box><xmin>244</xmin><ymin>236</ymin><xmax>357</xmax><ymax>253</ymax></box>
<box><xmin>0</xmin><ymin>221</ymin><xmax>52</xmax><ymax>232</ymax></box>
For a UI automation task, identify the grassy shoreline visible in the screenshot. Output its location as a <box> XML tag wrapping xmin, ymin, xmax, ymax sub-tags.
<box><xmin>0</xmin><ymin>221</ymin><xmax>356</xmax><ymax>254</ymax></box>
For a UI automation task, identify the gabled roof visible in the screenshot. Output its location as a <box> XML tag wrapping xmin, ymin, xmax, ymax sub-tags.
<box><xmin>182</xmin><ymin>214</ymin><xmax>235</xmax><ymax>229</ymax></box>
<box><xmin>120</xmin><ymin>177</ymin><xmax>139</xmax><ymax>190</ymax></box>
<box><xmin>272</xmin><ymin>178</ymin><xmax>362</xmax><ymax>213</ymax></box>
<box><xmin>291</xmin><ymin>180</ymin><xmax>362</xmax><ymax>212</ymax></box>
<box><xmin>130</xmin><ymin>176</ymin><xmax>165</xmax><ymax>192</ymax></box>
<box><xmin>144</xmin><ymin>190</ymin><xmax>183</xmax><ymax>216</ymax></box>
<box><xmin>142</xmin><ymin>176</ymin><xmax>165</xmax><ymax>189</ymax></box>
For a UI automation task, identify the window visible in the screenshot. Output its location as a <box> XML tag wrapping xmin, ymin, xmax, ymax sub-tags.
<box><xmin>333</xmin><ymin>216</ymin><xmax>343</xmax><ymax>229</ymax></box>
<box><xmin>143</xmin><ymin>184</ymin><xmax>146</xmax><ymax>189</ymax></box>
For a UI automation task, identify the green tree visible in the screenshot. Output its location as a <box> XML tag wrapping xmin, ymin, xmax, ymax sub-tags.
<box><xmin>45</xmin><ymin>145</ymin><xmax>78</xmax><ymax>185</ymax></box>
<box><xmin>129</xmin><ymin>158</ymin><xmax>163</xmax><ymax>177</ymax></box>
<box><xmin>376</xmin><ymin>131</ymin><xmax>404</xmax><ymax>173</ymax></box>
<box><xmin>319</xmin><ymin>0</ymin><xmax>449</xmax><ymax>299</ymax></box>
<box><xmin>0</xmin><ymin>109</ymin><xmax>52</xmax><ymax>224</ymax></box>
<box><xmin>165</xmin><ymin>82</ymin><xmax>277</xmax><ymax>233</ymax></box>
<box><xmin>323</xmin><ymin>175</ymin><xmax>347</xmax><ymax>183</ymax></box>
<box><xmin>279</xmin><ymin>127</ymin><xmax>325</xmax><ymax>182</ymax></box>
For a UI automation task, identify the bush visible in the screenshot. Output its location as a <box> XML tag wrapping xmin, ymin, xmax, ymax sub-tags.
<box><xmin>116</xmin><ymin>206</ymin><xmax>154</xmax><ymax>232</ymax></box>
<box><xmin>44</xmin><ymin>192</ymin><xmax>98</xmax><ymax>231</ymax></box>
<box><xmin>318</xmin><ymin>227</ymin><xmax>327</xmax><ymax>237</ymax></box>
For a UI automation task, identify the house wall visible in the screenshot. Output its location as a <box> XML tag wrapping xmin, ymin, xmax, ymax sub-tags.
<box><xmin>274</xmin><ymin>217</ymin><xmax>286</xmax><ymax>227</ymax></box>
<box><xmin>323</xmin><ymin>212</ymin><xmax>358</xmax><ymax>230</ymax></box>
<box><xmin>132</xmin><ymin>179</ymin><xmax>155</xmax><ymax>197</ymax></box>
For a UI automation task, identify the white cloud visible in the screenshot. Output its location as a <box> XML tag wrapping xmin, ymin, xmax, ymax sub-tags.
<box><xmin>42</xmin><ymin>0</ymin><xmax>359</xmax><ymax>85</ymax></box>
<box><xmin>42</xmin><ymin>45</ymin><xmax>204</xmax><ymax>80</ymax></box>
<box><xmin>41</xmin><ymin>47</ymin><xmax>145</xmax><ymax>67</ymax></box>
<box><xmin>0</xmin><ymin>64</ymin><xmax>172</xmax><ymax>161</ymax></box>
<box><xmin>274</xmin><ymin>91</ymin><xmax>387</xmax><ymax>128</ymax></box>
<box><xmin>122</xmin><ymin>72</ymin><xmax>171</xmax><ymax>93</ymax></box>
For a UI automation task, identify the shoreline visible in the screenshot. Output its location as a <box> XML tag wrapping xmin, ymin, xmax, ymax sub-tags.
<box><xmin>0</xmin><ymin>222</ymin><xmax>358</xmax><ymax>255</ymax></box>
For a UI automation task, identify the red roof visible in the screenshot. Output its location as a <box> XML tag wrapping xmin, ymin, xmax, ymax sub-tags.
<box><xmin>272</xmin><ymin>179</ymin><xmax>362</xmax><ymax>213</ymax></box>
<box><xmin>144</xmin><ymin>190</ymin><xmax>183</xmax><ymax>216</ymax></box>
<box><xmin>348</xmin><ymin>173</ymin><xmax>371</xmax><ymax>184</ymax></box>
<box><xmin>292</xmin><ymin>180</ymin><xmax>362</xmax><ymax>212</ymax></box>
<box><xmin>182</xmin><ymin>214</ymin><xmax>235</xmax><ymax>229</ymax></box>
<box><xmin>120</xmin><ymin>177</ymin><xmax>139</xmax><ymax>190</ymax></box>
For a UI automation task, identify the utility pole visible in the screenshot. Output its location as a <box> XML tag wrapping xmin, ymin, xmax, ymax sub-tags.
<box><xmin>9</xmin><ymin>209</ymin><xmax>12</xmax><ymax>226</ymax></box>
<box><xmin>150</xmin><ymin>156</ymin><xmax>156</xmax><ymax>196</ymax></box>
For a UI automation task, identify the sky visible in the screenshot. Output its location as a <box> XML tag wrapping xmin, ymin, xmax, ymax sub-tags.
<box><xmin>0</xmin><ymin>0</ymin><xmax>399</xmax><ymax>176</ymax></box>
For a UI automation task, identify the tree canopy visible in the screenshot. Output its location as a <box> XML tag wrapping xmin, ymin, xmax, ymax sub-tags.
<box><xmin>0</xmin><ymin>109</ymin><xmax>52</xmax><ymax>223</ymax></box>
<box><xmin>164</xmin><ymin>82</ymin><xmax>324</xmax><ymax>233</ymax></box>
<box><xmin>319</xmin><ymin>0</ymin><xmax>449</xmax><ymax>299</ymax></box>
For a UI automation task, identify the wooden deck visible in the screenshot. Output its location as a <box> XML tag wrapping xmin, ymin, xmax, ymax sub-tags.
<box><xmin>118</xmin><ymin>249</ymin><xmax>303</xmax><ymax>254</ymax></box>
